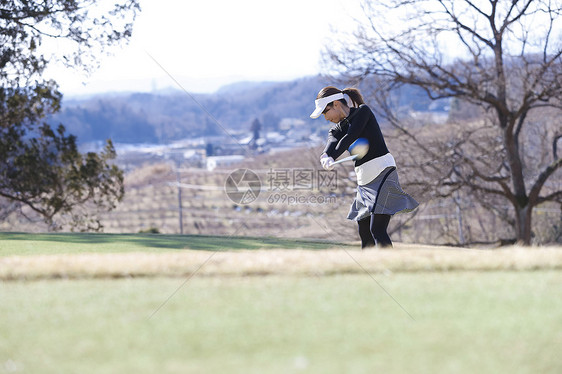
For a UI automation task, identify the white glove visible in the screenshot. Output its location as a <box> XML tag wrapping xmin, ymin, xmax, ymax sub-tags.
<box><xmin>320</xmin><ymin>154</ymin><xmax>335</xmax><ymax>171</ymax></box>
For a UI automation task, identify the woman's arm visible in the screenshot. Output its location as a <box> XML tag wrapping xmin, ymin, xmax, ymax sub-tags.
<box><xmin>322</xmin><ymin>126</ymin><xmax>342</xmax><ymax>157</ymax></box>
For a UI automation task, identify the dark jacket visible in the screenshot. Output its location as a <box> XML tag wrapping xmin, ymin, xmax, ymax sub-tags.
<box><xmin>323</xmin><ymin>105</ymin><xmax>389</xmax><ymax>166</ymax></box>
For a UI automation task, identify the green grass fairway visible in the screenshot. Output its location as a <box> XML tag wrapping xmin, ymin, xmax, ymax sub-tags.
<box><xmin>1</xmin><ymin>273</ymin><xmax>561</xmax><ymax>374</ymax></box>
<box><xmin>1</xmin><ymin>233</ymin><xmax>561</xmax><ymax>373</ymax></box>
<box><xmin>0</xmin><ymin>232</ymin><xmax>349</xmax><ymax>256</ymax></box>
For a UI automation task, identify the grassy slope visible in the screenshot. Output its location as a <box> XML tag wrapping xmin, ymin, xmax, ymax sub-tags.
<box><xmin>1</xmin><ymin>233</ymin><xmax>561</xmax><ymax>280</ymax></box>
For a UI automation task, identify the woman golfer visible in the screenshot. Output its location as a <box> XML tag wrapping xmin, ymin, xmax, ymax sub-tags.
<box><xmin>311</xmin><ymin>86</ymin><xmax>418</xmax><ymax>248</ymax></box>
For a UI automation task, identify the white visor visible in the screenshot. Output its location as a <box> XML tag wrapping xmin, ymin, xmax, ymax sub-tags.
<box><xmin>310</xmin><ymin>93</ymin><xmax>345</xmax><ymax>119</ymax></box>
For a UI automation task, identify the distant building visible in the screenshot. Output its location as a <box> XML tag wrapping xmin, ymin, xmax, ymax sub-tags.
<box><xmin>206</xmin><ymin>155</ymin><xmax>245</xmax><ymax>171</ymax></box>
<box><xmin>279</xmin><ymin>118</ymin><xmax>306</xmax><ymax>131</ymax></box>
<box><xmin>265</xmin><ymin>132</ymin><xmax>285</xmax><ymax>143</ymax></box>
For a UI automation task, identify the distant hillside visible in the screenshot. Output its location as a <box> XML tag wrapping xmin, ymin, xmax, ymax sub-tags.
<box><xmin>49</xmin><ymin>75</ymin><xmax>448</xmax><ymax>144</ymax></box>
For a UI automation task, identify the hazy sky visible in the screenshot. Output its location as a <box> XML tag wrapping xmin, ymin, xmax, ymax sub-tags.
<box><xmin>47</xmin><ymin>0</ymin><xmax>360</xmax><ymax>96</ymax></box>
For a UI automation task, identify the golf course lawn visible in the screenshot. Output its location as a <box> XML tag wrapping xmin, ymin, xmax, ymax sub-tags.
<box><xmin>1</xmin><ymin>272</ymin><xmax>561</xmax><ymax>374</ymax></box>
<box><xmin>0</xmin><ymin>232</ymin><xmax>348</xmax><ymax>256</ymax></box>
<box><xmin>1</xmin><ymin>233</ymin><xmax>561</xmax><ymax>373</ymax></box>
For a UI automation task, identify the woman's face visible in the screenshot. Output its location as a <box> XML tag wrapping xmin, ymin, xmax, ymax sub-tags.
<box><xmin>323</xmin><ymin>101</ymin><xmax>347</xmax><ymax>123</ymax></box>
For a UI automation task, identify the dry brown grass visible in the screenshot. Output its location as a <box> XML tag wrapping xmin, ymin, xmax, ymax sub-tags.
<box><xmin>2</xmin><ymin>243</ymin><xmax>561</xmax><ymax>281</ymax></box>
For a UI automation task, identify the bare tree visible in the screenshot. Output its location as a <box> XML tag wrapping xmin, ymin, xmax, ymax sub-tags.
<box><xmin>324</xmin><ymin>0</ymin><xmax>562</xmax><ymax>245</ymax></box>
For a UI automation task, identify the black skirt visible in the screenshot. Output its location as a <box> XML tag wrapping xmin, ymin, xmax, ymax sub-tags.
<box><xmin>347</xmin><ymin>167</ymin><xmax>419</xmax><ymax>221</ymax></box>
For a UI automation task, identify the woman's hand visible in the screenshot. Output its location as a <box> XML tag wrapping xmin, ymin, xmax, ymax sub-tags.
<box><xmin>320</xmin><ymin>153</ymin><xmax>335</xmax><ymax>171</ymax></box>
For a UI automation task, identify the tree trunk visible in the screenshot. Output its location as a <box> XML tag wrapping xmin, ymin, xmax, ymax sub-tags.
<box><xmin>503</xmin><ymin>124</ymin><xmax>533</xmax><ymax>245</ymax></box>
<box><xmin>514</xmin><ymin>204</ymin><xmax>532</xmax><ymax>245</ymax></box>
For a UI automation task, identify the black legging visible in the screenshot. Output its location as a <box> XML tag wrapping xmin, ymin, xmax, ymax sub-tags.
<box><xmin>358</xmin><ymin>214</ymin><xmax>392</xmax><ymax>248</ymax></box>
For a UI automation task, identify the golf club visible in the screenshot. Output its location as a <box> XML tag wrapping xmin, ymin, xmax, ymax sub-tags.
<box><xmin>332</xmin><ymin>154</ymin><xmax>358</xmax><ymax>165</ymax></box>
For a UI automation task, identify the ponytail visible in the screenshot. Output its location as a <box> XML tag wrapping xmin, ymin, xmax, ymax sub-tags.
<box><xmin>316</xmin><ymin>86</ymin><xmax>365</xmax><ymax>108</ymax></box>
<box><xmin>342</xmin><ymin>88</ymin><xmax>365</xmax><ymax>108</ymax></box>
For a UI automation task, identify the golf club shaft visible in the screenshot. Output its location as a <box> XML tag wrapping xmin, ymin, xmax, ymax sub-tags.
<box><xmin>332</xmin><ymin>155</ymin><xmax>358</xmax><ymax>165</ymax></box>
